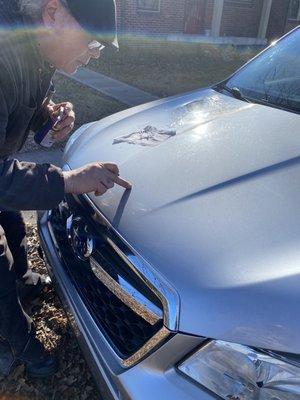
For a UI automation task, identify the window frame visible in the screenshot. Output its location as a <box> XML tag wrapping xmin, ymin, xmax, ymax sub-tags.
<box><xmin>137</xmin><ymin>0</ymin><xmax>161</xmax><ymax>13</ymax></box>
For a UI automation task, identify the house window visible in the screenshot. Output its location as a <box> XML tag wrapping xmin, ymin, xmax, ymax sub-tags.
<box><xmin>288</xmin><ymin>0</ymin><xmax>300</xmax><ymax>20</ymax></box>
<box><xmin>137</xmin><ymin>0</ymin><xmax>160</xmax><ymax>12</ymax></box>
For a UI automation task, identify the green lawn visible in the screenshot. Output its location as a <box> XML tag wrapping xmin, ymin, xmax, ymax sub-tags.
<box><xmin>89</xmin><ymin>36</ymin><xmax>259</xmax><ymax>98</ymax></box>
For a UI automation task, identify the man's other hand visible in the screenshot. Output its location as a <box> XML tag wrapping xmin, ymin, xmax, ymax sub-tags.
<box><xmin>63</xmin><ymin>162</ymin><xmax>132</xmax><ymax>197</ymax></box>
<box><xmin>47</xmin><ymin>102</ymin><xmax>76</xmax><ymax>142</ymax></box>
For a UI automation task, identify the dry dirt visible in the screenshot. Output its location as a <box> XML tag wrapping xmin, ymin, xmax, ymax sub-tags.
<box><xmin>0</xmin><ymin>224</ymin><xmax>101</xmax><ymax>400</ymax></box>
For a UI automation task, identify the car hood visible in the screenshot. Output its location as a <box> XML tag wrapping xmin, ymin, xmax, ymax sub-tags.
<box><xmin>64</xmin><ymin>89</ymin><xmax>300</xmax><ymax>354</ymax></box>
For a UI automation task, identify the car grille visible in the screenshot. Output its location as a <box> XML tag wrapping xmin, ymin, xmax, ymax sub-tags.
<box><xmin>48</xmin><ymin>196</ymin><xmax>167</xmax><ymax>364</ymax></box>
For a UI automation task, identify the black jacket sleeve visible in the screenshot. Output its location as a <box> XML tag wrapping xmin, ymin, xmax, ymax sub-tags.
<box><xmin>0</xmin><ymin>159</ymin><xmax>65</xmax><ymax>211</ymax></box>
<box><xmin>0</xmin><ymin>76</ymin><xmax>65</xmax><ymax>211</ymax></box>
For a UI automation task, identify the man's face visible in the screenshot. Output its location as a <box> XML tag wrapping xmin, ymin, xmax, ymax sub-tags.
<box><xmin>42</xmin><ymin>0</ymin><xmax>102</xmax><ymax>74</ymax></box>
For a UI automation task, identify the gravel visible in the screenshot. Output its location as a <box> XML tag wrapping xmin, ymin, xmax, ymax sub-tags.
<box><xmin>0</xmin><ymin>224</ymin><xmax>101</xmax><ymax>400</ymax></box>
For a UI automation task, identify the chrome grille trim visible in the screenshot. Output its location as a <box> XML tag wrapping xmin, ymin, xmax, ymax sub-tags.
<box><xmin>46</xmin><ymin>210</ymin><xmax>171</xmax><ymax>368</ymax></box>
<box><xmin>60</xmin><ymin>164</ymin><xmax>179</xmax><ymax>366</ymax></box>
<box><xmin>78</xmin><ymin>191</ymin><xmax>180</xmax><ymax>332</ymax></box>
<box><xmin>105</xmin><ymin>237</ymin><xmax>163</xmax><ymax>319</ymax></box>
<box><xmin>122</xmin><ymin>327</ymin><xmax>170</xmax><ymax>368</ymax></box>
<box><xmin>90</xmin><ymin>257</ymin><xmax>162</xmax><ymax>326</ymax></box>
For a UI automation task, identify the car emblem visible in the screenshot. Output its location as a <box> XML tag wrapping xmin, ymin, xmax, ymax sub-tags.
<box><xmin>66</xmin><ymin>214</ymin><xmax>94</xmax><ymax>261</ymax></box>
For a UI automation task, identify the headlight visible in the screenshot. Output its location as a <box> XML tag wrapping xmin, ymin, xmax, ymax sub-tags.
<box><xmin>178</xmin><ymin>340</ymin><xmax>300</xmax><ymax>399</ymax></box>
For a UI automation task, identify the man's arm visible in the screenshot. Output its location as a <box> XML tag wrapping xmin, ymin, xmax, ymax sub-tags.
<box><xmin>0</xmin><ymin>159</ymin><xmax>65</xmax><ymax>211</ymax></box>
<box><xmin>0</xmin><ymin>82</ymin><xmax>66</xmax><ymax>211</ymax></box>
<box><xmin>0</xmin><ymin>78</ymin><xmax>131</xmax><ymax>211</ymax></box>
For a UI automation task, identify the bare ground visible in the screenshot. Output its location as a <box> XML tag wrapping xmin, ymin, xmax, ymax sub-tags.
<box><xmin>0</xmin><ymin>224</ymin><xmax>100</xmax><ymax>400</ymax></box>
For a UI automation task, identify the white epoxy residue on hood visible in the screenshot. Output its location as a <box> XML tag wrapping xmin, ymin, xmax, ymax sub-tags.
<box><xmin>113</xmin><ymin>125</ymin><xmax>176</xmax><ymax>147</ymax></box>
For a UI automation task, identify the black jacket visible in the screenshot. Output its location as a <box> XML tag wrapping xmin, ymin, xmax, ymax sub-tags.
<box><xmin>0</xmin><ymin>0</ymin><xmax>65</xmax><ymax>211</ymax></box>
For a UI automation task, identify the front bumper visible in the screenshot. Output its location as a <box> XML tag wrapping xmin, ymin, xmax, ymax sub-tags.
<box><xmin>38</xmin><ymin>210</ymin><xmax>213</xmax><ymax>400</ymax></box>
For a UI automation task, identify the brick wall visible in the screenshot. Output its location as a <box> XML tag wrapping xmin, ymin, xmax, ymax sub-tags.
<box><xmin>114</xmin><ymin>0</ymin><xmax>289</xmax><ymax>39</ymax></box>
<box><xmin>115</xmin><ymin>0</ymin><xmax>186</xmax><ymax>34</ymax></box>
<box><xmin>220</xmin><ymin>0</ymin><xmax>263</xmax><ymax>37</ymax></box>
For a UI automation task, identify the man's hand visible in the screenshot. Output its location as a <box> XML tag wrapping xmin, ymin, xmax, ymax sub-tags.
<box><xmin>63</xmin><ymin>162</ymin><xmax>132</xmax><ymax>197</ymax></box>
<box><xmin>47</xmin><ymin>102</ymin><xmax>75</xmax><ymax>142</ymax></box>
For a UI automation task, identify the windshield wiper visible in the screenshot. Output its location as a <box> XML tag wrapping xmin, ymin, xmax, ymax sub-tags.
<box><xmin>215</xmin><ymin>83</ymin><xmax>300</xmax><ymax>113</ymax></box>
<box><xmin>215</xmin><ymin>83</ymin><xmax>251</xmax><ymax>103</ymax></box>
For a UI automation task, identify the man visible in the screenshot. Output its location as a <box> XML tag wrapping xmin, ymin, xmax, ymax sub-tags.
<box><xmin>0</xmin><ymin>0</ymin><xmax>131</xmax><ymax>378</ymax></box>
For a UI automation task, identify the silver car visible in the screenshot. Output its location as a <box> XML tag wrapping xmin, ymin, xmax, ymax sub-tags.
<box><xmin>38</xmin><ymin>27</ymin><xmax>300</xmax><ymax>399</ymax></box>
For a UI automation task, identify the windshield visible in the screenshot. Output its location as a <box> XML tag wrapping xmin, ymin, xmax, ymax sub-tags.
<box><xmin>224</xmin><ymin>28</ymin><xmax>300</xmax><ymax>113</ymax></box>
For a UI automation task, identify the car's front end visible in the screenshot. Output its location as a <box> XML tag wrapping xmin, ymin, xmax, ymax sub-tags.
<box><xmin>38</xmin><ymin>27</ymin><xmax>300</xmax><ymax>399</ymax></box>
<box><xmin>38</xmin><ymin>193</ymin><xmax>210</xmax><ymax>400</ymax></box>
<box><xmin>38</xmin><ymin>87</ymin><xmax>300</xmax><ymax>400</ymax></box>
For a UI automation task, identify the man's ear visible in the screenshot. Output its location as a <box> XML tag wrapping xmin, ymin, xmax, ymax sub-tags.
<box><xmin>42</xmin><ymin>0</ymin><xmax>60</xmax><ymax>27</ymax></box>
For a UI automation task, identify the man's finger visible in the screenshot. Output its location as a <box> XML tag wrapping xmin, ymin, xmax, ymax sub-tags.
<box><xmin>101</xmin><ymin>179</ymin><xmax>114</xmax><ymax>190</ymax></box>
<box><xmin>105</xmin><ymin>169</ymin><xmax>119</xmax><ymax>180</ymax></box>
<box><xmin>104</xmin><ymin>169</ymin><xmax>132</xmax><ymax>189</ymax></box>
<box><xmin>55</xmin><ymin>114</ymin><xmax>75</xmax><ymax>130</ymax></box>
<box><xmin>104</xmin><ymin>162</ymin><xmax>119</xmax><ymax>175</ymax></box>
<box><xmin>53</xmin><ymin>101</ymin><xmax>74</xmax><ymax>111</ymax></box>
<box><xmin>95</xmin><ymin>183</ymin><xmax>107</xmax><ymax>197</ymax></box>
<box><xmin>47</xmin><ymin>104</ymin><xmax>55</xmax><ymax>114</ymax></box>
<box><xmin>114</xmin><ymin>175</ymin><xmax>132</xmax><ymax>189</ymax></box>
